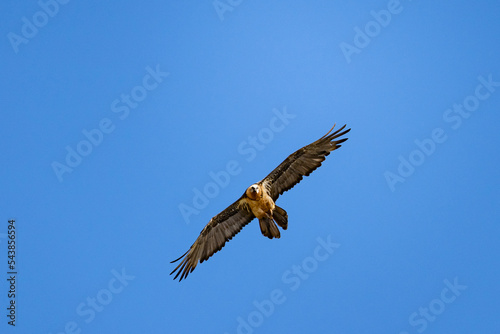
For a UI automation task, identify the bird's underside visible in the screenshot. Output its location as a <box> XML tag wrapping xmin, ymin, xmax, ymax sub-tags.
<box><xmin>171</xmin><ymin>124</ymin><xmax>350</xmax><ymax>281</ymax></box>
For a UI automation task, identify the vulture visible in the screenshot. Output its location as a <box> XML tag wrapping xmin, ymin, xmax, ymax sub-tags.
<box><xmin>171</xmin><ymin>124</ymin><xmax>350</xmax><ymax>281</ymax></box>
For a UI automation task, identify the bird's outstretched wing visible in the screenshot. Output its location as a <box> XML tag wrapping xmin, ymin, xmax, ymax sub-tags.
<box><xmin>170</xmin><ymin>197</ymin><xmax>255</xmax><ymax>281</ymax></box>
<box><xmin>263</xmin><ymin>124</ymin><xmax>350</xmax><ymax>201</ymax></box>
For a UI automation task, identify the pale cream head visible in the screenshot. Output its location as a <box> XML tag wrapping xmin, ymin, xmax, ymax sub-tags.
<box><xmin>246</xmin><ymin>184</ymin><xmax>261</xmax><ymax>200</ymax></box>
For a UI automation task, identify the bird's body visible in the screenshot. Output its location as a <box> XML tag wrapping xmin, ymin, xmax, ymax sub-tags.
<box><xmin>243</xmin><ymin>182</ymin><xmax>274</xmax><ymax>219</ymax></box>
<box><xmin>171</xmin><ymin>124</ymin><xmax>350</xmax><ymax>281</ymax></box>
<box><xmin>241</xmin><ymin>181</ymin><xmax>286</xmax><ymax>239</ymax></box>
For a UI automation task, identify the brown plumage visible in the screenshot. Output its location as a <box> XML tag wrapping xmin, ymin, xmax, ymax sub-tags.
<box><xmin>171</xmin><ymin>124</ymin><xmax>350</xmax><ymax>281</ymax></box>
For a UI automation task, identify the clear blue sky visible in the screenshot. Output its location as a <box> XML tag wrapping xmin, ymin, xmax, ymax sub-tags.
<box><xmin>1</xmin><ymin>1</ymin><xmax>499</xmax><ymax>333</ymax></box>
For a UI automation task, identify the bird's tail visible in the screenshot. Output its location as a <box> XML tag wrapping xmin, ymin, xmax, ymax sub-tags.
<box><xmin>273</xmin><ymin>205</ymin><xmax>288</xmax><ymax>230</ymax></box>
<box><xmin>259</xmin><ymin>206</ymin><xmax>288</xmax><ymax>239</ymax></box>
<box><xmin>259</xmin><ymin>216</ymin><xmax>280</xmax><ymax>239</ymax></box>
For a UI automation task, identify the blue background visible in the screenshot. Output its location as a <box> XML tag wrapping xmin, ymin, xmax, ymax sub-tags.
<box><xmin>1</xmin><ymin>1</ymin><xmax>499</xmax><ymax>333</ymax></box>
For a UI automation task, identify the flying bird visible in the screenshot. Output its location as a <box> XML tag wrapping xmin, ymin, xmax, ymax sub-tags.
<box><xmin>171</xmin><ymin>124</ymin><xmax>350</xmax><ymax>281</ymax></box>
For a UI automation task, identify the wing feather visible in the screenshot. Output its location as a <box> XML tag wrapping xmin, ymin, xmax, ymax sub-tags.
<box><xmin>263</xmin><ymin>124</ymin><xmax>350</xmax><ymax>201</ymax></box>
<box><xmin>170</xmin><ymin>197</ymin><xmax>255</xmax><ymax>281</ymax></box>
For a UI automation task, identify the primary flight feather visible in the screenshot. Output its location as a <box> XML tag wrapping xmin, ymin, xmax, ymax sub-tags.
<box><xmin>171</xmin><ymin>124</ymin><xmax>350</xmax><ymax>281</ymax></box>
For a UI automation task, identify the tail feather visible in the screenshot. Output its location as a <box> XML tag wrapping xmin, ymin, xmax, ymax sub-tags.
<box><xmin>273</xmin><ymin>206</ymin><xmax>288</xmax><ymax>230</ymax></box>
<box><xmin>259</xmin><ymin>216</ymin><xmax>280</xmax><ymax>239</ymax></box>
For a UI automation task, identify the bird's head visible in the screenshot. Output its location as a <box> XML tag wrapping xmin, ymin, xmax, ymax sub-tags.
<box><xmin>246</xmin><ymin>184</ymin><xmax>261</xmax><ymax>200</ymax></box>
